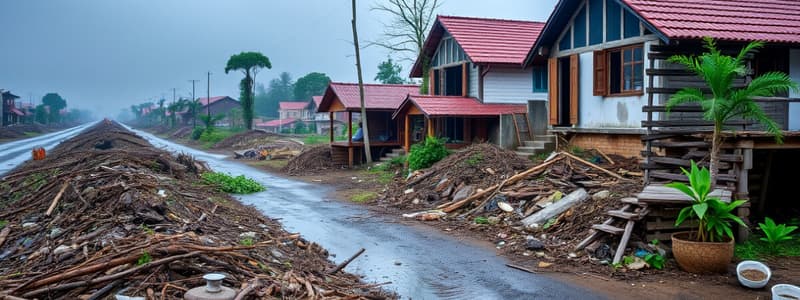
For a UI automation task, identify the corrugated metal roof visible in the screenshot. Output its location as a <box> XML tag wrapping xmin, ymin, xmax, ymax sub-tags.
<box><xmin>411</xmin><ymin>15</ymin><xmax>544</xmax><ymax>77</ymax></box>
<box><xmin>318</xmin><ymin>82</ymin><xmax>420</xmax><ymax>112</ymax></box>
<box><xmin>394</xmin><ymin>95</ymin><xmax>527</xmax><ymax>119</ymax></box>
<box><xmin>279</xmin><ymin>101</ymin><xmax>309</xmax><ymax>110</ymax></box>
<box><xmin>624</xmin><ymin>0</ymin><xmax>800</xmax><ymax>43</ymax></box>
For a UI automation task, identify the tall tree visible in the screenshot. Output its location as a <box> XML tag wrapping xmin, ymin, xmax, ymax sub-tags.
<box><xmin>666</xmin><ymin>37</ymin><xmax>798</xmax><ymax>184</ymax></box>
<box><xmin>352</xmin><ymin>0</ymin><xmax>372</xmax><ymax>163</ymax></box>
<box><xmin>293</xmin><ymin>72</ymin><xmax>331</xmax><ymax>101</ymax></box>
<box><xmin>41</xmin><ymin>93</ymin><xmax>67</xmax><ymax>123</ymax></box>
<box><xmin>375</xmin><ymin>57</ymin><xmax>406</xmax><ymax>84</ymax></box>
<box><xmin>372</xmin><ymin>0</ymin><xmax>441</xmax><ymax>93</ymax></box>
<box><xmin>258</xmin><ymin>72</ymin><xmax>293</xmax><ymax>118</ymax></box>
<box><xmin>225</xmin><ymin>51</ymin><xmax>272</xmax><ymax>130</ymax></box>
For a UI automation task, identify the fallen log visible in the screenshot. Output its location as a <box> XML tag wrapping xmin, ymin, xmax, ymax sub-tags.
<box><xmin>561</xmin><ymin>152</ymin><xmax>627</xmax><ymax>181</ymax></box>
<box><xmin>521</xmin><ymin>188</ymin><xmax>589</xmax><ymax>227</ymax></box>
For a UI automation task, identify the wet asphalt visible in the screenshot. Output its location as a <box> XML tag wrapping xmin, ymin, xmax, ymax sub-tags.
<box><xmin>1</xmin><ymin>124</ymin><xmax>605</xmax><ymax>300</ymax></box>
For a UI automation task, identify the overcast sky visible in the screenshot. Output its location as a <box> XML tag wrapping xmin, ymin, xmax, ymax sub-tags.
<box><xmin>0</xmin><ymin>0</ymin><xmax>558</xmax><ymax>117</ymax></box>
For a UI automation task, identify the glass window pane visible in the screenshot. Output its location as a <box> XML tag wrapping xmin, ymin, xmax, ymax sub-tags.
<box><xmin>623</xmin><ymin>65</ymin><xmax>632</xmax><ymax>90</ymax></box>
<box><xmin>624</xmin><ymin>48</ymin><xmax>632</xmax><ymax>62</ymax></box>
<box><xmin>559</xmin><ymin>28</ymin><xmax>572</xmax><ymax>51</ymax></box>
<box><xmin>623</xmin><ymin>9</ymin><xmax>640</xmax><ymax>38</ymax></box>
<box><xmin>634</xmin><ymin>63</ymin><xmax>643</xmax><ymax>90</ymax></box>
<box><xmin>573</xmin><ymin>6</ymin><xmax>587</xmax><ymax>48</ymax></box>
<box><xmin>634</xmin><ymin>47</ymin><xmax>643</xmax><ymax>61</ymax></box>
<box><xmin>606</xmin><ymin>0</ymin><xmax>621</xmax><ymax>42</ymax></box>
<box><xmin>589</xmin><ymin>0</ymin><xmax>604</xmax><ymax>45</ymax></box>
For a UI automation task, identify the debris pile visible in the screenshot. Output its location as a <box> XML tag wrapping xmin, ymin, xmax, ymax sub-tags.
<box><xmin>0</xmin><ymin>123</ymin><xmax>49</xmax><ymax>139</ymax></box>
<box><xmin>282</xmin><ymin>145</ymin><xmax>337</xmax><ymax>175</ymax></box>
<box><xmin>0</xmin><ymin>120</ymin><xmax>391</xmax><ymax>299</ymax></box>
<box><xmin>213</xmin><ymin>130</ymin><xmax>294</xmax><ymax>150</ymax></box>
<box><xmin>387</xmin><ymin>146</ymin><xmax>643</xmax><ymax>267</ymax></box>
<box><xmin>169</xmin><ymin>126</ymin><xmax>194</xmax><ymax>139</ymax></box>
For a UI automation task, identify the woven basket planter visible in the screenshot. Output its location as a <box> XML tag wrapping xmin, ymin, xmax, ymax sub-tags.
<box><xmin>671</xmin><ymin>231</ymin><xmax>734</xmax><ymax>274</ymax></box>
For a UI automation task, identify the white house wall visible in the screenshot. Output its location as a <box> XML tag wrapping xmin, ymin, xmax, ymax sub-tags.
<box><xmin>575</xmin><ymin>39</ymin><xmax>658</xmax><ymax>128</ymax></box>
<box><xmin>790</xmin><ymin>49</ymin><xmax>800</xmax><ymax>131</ymax></box>
<box><xmin>483</xmin><ymin>67</ymin><xmax>541</xmax><ymax>104</ymax></box>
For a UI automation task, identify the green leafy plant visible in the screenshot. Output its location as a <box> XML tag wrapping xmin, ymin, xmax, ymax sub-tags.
<box><xmin>201</xmin><ymin>172</ymin><xmax>265</xmax><ymax>194</ymax></box>
<box><xmin>240</xmin><ymin>237</ymin><xmax>255</xmax><ymax>246</ymax></box>
<box><xmin>542</xmin><ymin>218</ymin><xmax>557</xmax><ymax>230</ymax></box>
<box><xmin>465</xmin><ymin>153</ymin><xmax>483</xmax><ymax>166</ymax></box>
<box><xmin>644</xmin><ymin>253</ymin><xmax>665</xmax><ymax>270</ymax></box>
<box><xmin>0</xmin><ymin>220</ymin><xmax>7</xmax><ymax>229</ymax></box>
<box><xmin>474</xmin><ymin>217</ymin><xmax>489</xmax><ymax>225</ymax></box>
<box><xmin>190</xmin><ymin>127</ymin><xmax>204</xmax><ymax>140</ymax></box>
<box><xmin>669</xmin><ymin>160</ymin><xmax>747</xmax><ymax>242</ymax></box>
<box><xmin>350</xmin><ymin>191</ymin><xmax>377</xmax><ymax>203</ymax></box>
<box><xmin>666</xmin><ymin>37</ymin><xmax>798</xmax><ymax>182</ymax></box>
<box><xmin>139</xmin><ymin>224</ymin><xmax>155</xmax><ymax>235</ymax></box>
<box><xmin>137</xmin><ymin>251</ymin><xmax>153</xmax><ymax>265</ymax></box>
<box><xmin>759</xmin><ymin>217</ymin><xmax>798</xmax><ymax>244</ymax></box>
<box><xmin>407</xmin><ymin>137</ymin><xmax>449</xmax><ymax>170</ymax></box>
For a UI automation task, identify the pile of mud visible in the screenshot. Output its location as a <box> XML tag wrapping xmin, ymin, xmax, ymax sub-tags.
<box><xmin>213</xmin><ymin>130</ymin><xmax>293</xmax><ymax>150</ymax></box>
<box><xmin>0</xmin><ymin>120</ymin><xmax>392</xmax><ymax>299</ymax></box>
<box><xmin>282</xmin><ymin>145</ymin><xmax>337</xmax><ymax>176</ymax></box>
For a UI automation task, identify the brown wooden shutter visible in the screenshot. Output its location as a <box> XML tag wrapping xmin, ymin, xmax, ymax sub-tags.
<box><xmin>548</xmin><ymin>57</ymin><xmax>559</xmax><ymax>125</ymax></box>
<box><xmin>593</xmin><ymin>50</ymin><xmax>607</xmax><ymax>96</ymax></box>
<box><xmin>570</xmin><ymin>54</ymin><xmax>579</xmax><ymax>125</ymax></box>
<box><xmin>428</xmin><ymin>69</ymin><xmax>435</xmax><ymax>95</ymax></box>
<box><xmin>462</xmin><ymin>62</ymin><xmax>468</xmax><ymax>97</ymax></box>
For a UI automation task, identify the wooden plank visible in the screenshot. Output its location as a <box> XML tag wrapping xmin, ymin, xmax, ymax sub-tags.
<box><xmin>642</xmin><ymin>105</ymin><xmax>704</xmax><ymax>113</ymax></box>
<box><xmin>683</xmin><ymin>151</ymin><xmax>743</xmax><ymax>162</ymax></box>
<box><xmin>638</xmin><ymin>184</ymin><xmax>732</xmax><ymax>204</ymax></box>
<box><xmin>569</xmin><ymin>54</ymin><xmax>579</xmax><ymax>125</ymax></box>
<box><xmin>607</xmin><ymin>210</ymin><xmax>642</xmax><ymax>220</ymax></box>
<box><xmin>648</xmin><ymin>156</ymin><xmax>730</xmax><ymax>169</ymax></box>
<box><xmin>548</xmin><ymin>57</ymin><xmax>558</xmax><ymax>125</ymax></box>
<box><xmin>512</xmin><ymin>113</ymin><xmax>523</xmax><ymax>146</ymax></box>
<box><xmin>647</xmin><ymin>219</ymin><xmax>699</xmax><ymax>231</ymax></box>
<box><xmin>642</xmin><ymin>120</ymin><xmax>753</xmax><ymax>127</ymax></box>
<box><xmin>612</xmin><ymin>220</ymin><xmax>635</xmax><ymax>264</ymax></box>
<box><xmin>591</xmin><ymin>224</ymin><xmax>624</xmax><ymax>235</ymax></box>
<box><xmin>650</xmin><ymin>141</ymin><xmax>710</xmax><ymax>148</ymax></box>
<box><xmin>575</xmin><ymin>216</ymin><xmax>617</xmax><ymax>251</ymax></box>
<box><xmin>646</xmin><ymin>68</ymin><xmax>695</xmax><ymax>76</ymax></box>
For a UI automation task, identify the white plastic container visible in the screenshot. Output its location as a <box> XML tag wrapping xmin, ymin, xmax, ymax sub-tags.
<box><xmin>773</xmin><ymin>284</ymin><xmax>800</xmax><ymax>300</ymax></box>
<box><xmin>736</xmin><ymin>260</ymin><xmax>771</xmax><ymax>289</ymax></box>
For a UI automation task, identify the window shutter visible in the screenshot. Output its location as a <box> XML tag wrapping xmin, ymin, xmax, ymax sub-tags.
<box><xmin>548</xmin><ymin>57</ymin><xmax>558</xmax><ymax>125</ymax></box>
<box><xmin>593</xmin><ymin>50</ymin><xmax>607</xmax><ymax>96</ymax></box>
<box><xmin>570</xmin><ymin>54</ymin><xmax>579</xmax><ymax>125</ymax></box>
<box><xmin>462</xmin><ymin>62</ymin><xmax>468</xmax><ymax>97</ymax></box>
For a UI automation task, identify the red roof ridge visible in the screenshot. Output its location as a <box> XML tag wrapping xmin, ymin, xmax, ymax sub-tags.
<box><xmin>329</xmin><ymin>82</ymin><xmax>420</xmax><ymax>88</ymax></box>
<box><xmin>437</xmin><ymin>15</ymin><xmax>545</xmax><ymax>25</ymax></box>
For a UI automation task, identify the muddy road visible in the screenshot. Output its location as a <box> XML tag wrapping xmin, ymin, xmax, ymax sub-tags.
<box><xmin>1</xmin><ymin>125</ymin><xmax>604</xmax><ymax>299</ymax></box>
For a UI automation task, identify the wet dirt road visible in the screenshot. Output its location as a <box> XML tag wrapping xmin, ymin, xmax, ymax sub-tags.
<box><xmin>0</xmin><ymin>122</ymin><xmax>95</xmax><ymax>175</ymax></box>
<box><xmin>2</xmin><ymin>125</ymin><xmax>604</xmax><ymax>299</ymax></box>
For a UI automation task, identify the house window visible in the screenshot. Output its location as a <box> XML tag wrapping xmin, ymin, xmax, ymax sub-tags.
<box><xmin>532</xmin><ymin>65</ymin><xmax>548</xmax><ymax>93</ymax></box>
<box><xmin>593</xmin><ymin>45</ymin><xmax>644</xmax><ymax>96</ymax></box>
<box><xmin>443</xmin><ymin>117</ymin><xmax>464</xmax><ymax>142</ymax></box>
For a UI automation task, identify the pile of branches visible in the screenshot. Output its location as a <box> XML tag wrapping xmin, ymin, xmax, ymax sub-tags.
<box><xmin>0</xmin><ymin>120</ymin><xmax>391</xmax><ymax>299</ymax></box>
<box><xmin>282</xmin><ymin>146</ymin><xmax>337</xmax><ymax>176</ymax></box>
<box><xmin>382</xmin><ymin>143</ymin><xmax>532</xmax><ymax>208</ymax></box>
<box><xmin>213</xmin><ymin>130</ymin><xmax>291</xmax><ymax>150</ymax></box>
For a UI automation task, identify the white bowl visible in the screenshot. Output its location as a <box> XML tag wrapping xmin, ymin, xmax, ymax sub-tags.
<box><xmin>736</xmin><ymin>260</ymin><xmax>771</xmax><ymax>289</ymax></box>
<box><xmin>773</xmin><ymin>284</ymin><xmax>800</xmax><ymax>300</ymax></box>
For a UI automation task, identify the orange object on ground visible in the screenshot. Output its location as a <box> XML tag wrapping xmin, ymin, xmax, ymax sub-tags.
<box><xmin>32</xmin><ymin>148</ymin><xmax>46</xmax><ymax>160</ymax></box>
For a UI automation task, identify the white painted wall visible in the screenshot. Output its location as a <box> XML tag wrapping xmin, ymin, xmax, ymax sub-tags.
<box><xmin>469</xmin><ymin>63</ymin><xmax>479</xmax><ymax>98</ymax></box>
<box><xmin>789</xmin><ymin>49</ymin><xmax>800</xmax><ymax>131</ymax></box>
<box><xmin>574</xmin><ymin>40</ymin><xmax>658</xmax><ymax>129</ymax></box>
<box><xmin>483</xmin><ymin>67</ymin><xmax>540</xmax><ymax>104</ymax></box>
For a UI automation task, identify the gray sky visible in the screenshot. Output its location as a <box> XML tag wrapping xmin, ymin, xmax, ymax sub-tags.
<box><xmin>0</xmin><ymin>0</ymin><xmax>557</xmax><ymax>117</ymax></box>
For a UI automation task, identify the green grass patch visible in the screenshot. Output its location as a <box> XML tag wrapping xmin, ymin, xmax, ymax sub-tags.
<box><xmin>23</xmin><ymin>132</ymin><xmax>39</xmax><ymax>138</ymax></box>
<box><xmin>350</xmin><ymin>191</ymin><xmax>377</xmax><ymax>203</ymax></box>
<box><xmin>465</xmin><ymin>153</ymin><xmax>483</xmax><ymax>166</ymax></box>
<box><xmin>137</xmin><ymin>251</ymin><xmax>152</xmax><ymax>265</ymax></box>
<box><xmin>303</xmin><ymin>134</ymin><xmax>329</xmax><ymax>145</ymax></box>
<box><xmin>240</xmin><ymin>237</ymin><xmax>255</xmax><ymax>246</ymax></box>
<box><xmin>0</xmin><ymin>220</ymin><xmax>7</xmax><ymax>229</ymax></box>
<box><xmin>736</xmin><ymin>236</ymin><xmax>800</xmax><ymax>260</ymax></box>
<box><xmin>198</xmin><ymin>128</ymin><xmax>244</xmax><ymax>148</ymax></box>
<box><xmin>201</xmin><ymin>172</ymin><xmax>265</xmax><ymax>194</ymax></box>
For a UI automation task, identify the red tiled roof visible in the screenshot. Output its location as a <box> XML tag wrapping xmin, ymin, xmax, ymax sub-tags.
<box><xmin>393</xmin><ymin>95</ymin><xmax>527</xmax><ymax>119</ymax></box>
<box><xmin>197</xmin><ymin>96</ymin><xmax>234</xmax><ymax>106</ymax></box>
<box><xmin>279</xmin><ymin>101</ymin><xmax>309</xmax><ymax>110</ymax></box>
<box><xmin>318</xmin><ymin>82</ymin><xmax>420</xmax><ymax>112</ymax></box>
<box><xmin>312</xmin><ymin>96</ymin><xmax>323</xmax><ymax>108</ymax></box>
<box><xmin>257</xmin><ymin>118</ymin><xmax>297</xmax><ymax>127</ymax></box>
<box><xmin>623</xmin><ymin>0</ymin><xmax>800</xmax><ymax>44</ymax></box>
<box><xmin>10</xmin><ymin>108</ymin><xmax>25</xmax><ymax>116</ymax></box>
<box><xmin>411</xmin><ymin>15</ymin><xmax>545</xmax><ymax>77</ymax></box>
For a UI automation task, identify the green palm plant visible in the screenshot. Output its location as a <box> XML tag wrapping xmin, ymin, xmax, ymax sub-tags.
<box><xmin>669</xmin><ymin>161</ymin><xmax>747</xmax><ymax>242</ymax></box>
<box><xmin>666</xmin><ymin>37</ymin><xmax>798</xmax><ymax>183</ymax></box>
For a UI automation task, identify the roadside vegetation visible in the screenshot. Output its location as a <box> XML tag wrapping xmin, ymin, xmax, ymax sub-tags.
<box><xmin>201</xmin><ymin>172</ymin><xmax>265</xmax><ymax>194</ymax></box>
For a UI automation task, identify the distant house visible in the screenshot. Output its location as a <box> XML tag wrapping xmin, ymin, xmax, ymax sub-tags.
<box><xmin>194</xmin><ymin>96</ymin><xmax>240</xmax><ymax>126</ymax></box>
<box><xmin>1</xmin><ymin>91</ymin><xmax>22</xmax><ymax>126</ymax></box>
<box><xmin>405</xmin><ymin>15</ymin><xmax>550</xmax><ymax>154</ymax></box>
<box><xmin>317</xmin><ymin>82</ymin><xmax>420</xmax><ymax>166</ymax></box>
<box><xmin>309</xmin><ymin>96</ymin><xmax>345</xmax><ymax>135</ymax></box>
<box><xmin>278</xmin><ymin>101</ymin><xmax>311</xmax><ymax>120</ymax></box>
<box><xmin>256</xmin><ymin>118</ymin><xmax>298</xmax><ymax>133</ymax></box>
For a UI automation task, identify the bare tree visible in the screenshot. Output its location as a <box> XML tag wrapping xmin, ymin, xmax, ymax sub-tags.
<box><xmin>372</xmin><ymin>0</ymin><xmax>441</xmax><ymax>93</ymax></box>
<box><xmin>352</xmin><ymin>0</ymin><xmax>372</xmax><ymax>163</ymax></box>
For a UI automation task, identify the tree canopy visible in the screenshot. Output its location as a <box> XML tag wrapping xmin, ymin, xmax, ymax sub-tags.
<box><xmin>375</xmin><ymin>57</ymin><xmax>406</xmax><ymax>84</ymax></box>
<box><xmin>41</xmin><ymin>93</ymin><xmax>67</xmax><ymax>123</ymax></box>
<box><xmin>225</xmin><ymin>51</ymin><xmax>272</xmax><ymax>130</ymax></box>
<box><xmin>293</xmin><ymin>72</ymin><xmax>331</xmax><ymax>101</ymax></box>
<box><xmin>256</xmin><ymin>72</ymin><xmax>294</xmax><ymax>118</ymax></box>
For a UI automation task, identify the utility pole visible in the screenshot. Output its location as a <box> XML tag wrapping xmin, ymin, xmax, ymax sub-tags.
<box><xmin>207</xmin><ymin>71</ymin><xmax>211</xmax><ymax>119</ymax></box>
<box><xmin>352</xmin><ymin>0</ymin><xmax>372</xmax><ymax>163</ymax></box>
<box><xmin>189</xmin><ymin>79</ymin><xmax>199</xmax><ymax>127</ymax></box>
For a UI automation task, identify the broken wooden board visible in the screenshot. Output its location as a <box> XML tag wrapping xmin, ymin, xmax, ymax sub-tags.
<box><xmin>522</xmin><ymin>188</ymin><xmax>588</xmax><ymax>227</ymax></box>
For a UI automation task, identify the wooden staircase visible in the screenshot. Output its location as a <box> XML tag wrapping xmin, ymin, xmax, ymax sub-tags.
<box><xmin>576</xmin><ymin>197</ymin><xmax>650</xmax><ymax>264</ymax></box>
<box><xmin>512</xmin><ymin>113</ymin><xmax>533</xmax><ymax>145</ymax></box>
<box><xmin>511</xmin><ymin>112</ymin><xmax>554</xmax><ymax>158</ymax></box>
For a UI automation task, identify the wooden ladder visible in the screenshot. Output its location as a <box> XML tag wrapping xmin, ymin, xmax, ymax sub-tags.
<box><xmin>511</xmin><ymin>113</ymin><xmax>533</xmax><ymax>145</ymax></box>
<box><xmin>575</xmin><ymin>197</ymin><xmax>650</xmax><ymax>264</ymax></box>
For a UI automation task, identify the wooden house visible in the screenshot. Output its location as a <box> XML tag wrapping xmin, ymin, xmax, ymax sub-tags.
<box><xmin>317</xmin><ymin>82</ymin><xmax>419</xmax><ymax>167</ymax></box>
<box><xmin>279</xmin><ymin>101</ymin><xmax>311</xmax><ymax>120</ymax></box>
<box><xmin>1</xmin><ymin>91</ymin><xmax>22</xmax><ymax>126</ymax></box>
<box><xmin>194</xmin><ymin>96</ymin><xmax>240</xmax><ymax>126</ymax></box>
<box><xmin>309</xmin><ymin>96</ymin><xmax>344</xmax><ymax>135</ymax></box>
<box><xmin>525</xmin><ymin>0</ymin><xmax>800</xmax><ymax>239</ymax></box>
<box><xmin>407</xmin><ymin>15</ymin><xmax>553</xmax><ymax>155</ymax></box>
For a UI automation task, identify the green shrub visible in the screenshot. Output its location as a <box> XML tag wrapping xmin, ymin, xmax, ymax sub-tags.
<box><xmin>759</xmin><ymin>217</ymin><xmax>798</xmax><ymax>245</ymax></box>
<box><xmin>407</xmin><ymin>137</ymin><xmax>449</xmax><ymax>170</ymax></box>
<box><xmin>199</xmin><ymin>130</ymin><xmax>226</xmax><ymax>144</ymax></box>
<box><xmin>191</xmin><ymin>127</ymin><xmax>204</xmax><ymax>140</ymax></box>
<box><xmin>201</xmin><ymin>172</ymin><xmax>265</xmax><ymax>194</ymax></box>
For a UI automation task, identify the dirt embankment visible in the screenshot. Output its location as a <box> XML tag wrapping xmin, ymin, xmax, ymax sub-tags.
<box><xmin>0</xmin><ymin>120</ymin><xmax>392</xmax><ymax>299</ymax></box>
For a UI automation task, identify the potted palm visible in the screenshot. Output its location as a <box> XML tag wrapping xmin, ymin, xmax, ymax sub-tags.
<box><xmin>669</xmin><ymin>161</ymin><xmax>747</xmax><ymax>273</ymax></box>
<box><xmin>666</xmin><ymin>37</ymin><xmax>797</xmax><ymax>185</ymax></box>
